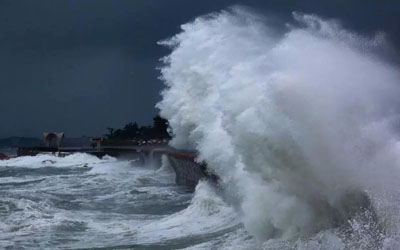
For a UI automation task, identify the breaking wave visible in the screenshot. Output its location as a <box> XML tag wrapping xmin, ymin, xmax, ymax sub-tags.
<box><xmin>158</xmin><ymin>7</ymin><xmax>400</xmax><ymax>249</ymax></box>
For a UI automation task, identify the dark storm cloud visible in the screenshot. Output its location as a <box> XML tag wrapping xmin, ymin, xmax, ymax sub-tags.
<box><xmin>0</xmin><ymin>0</ymin><xmax>399</xmax><ymax>137</ymax></box>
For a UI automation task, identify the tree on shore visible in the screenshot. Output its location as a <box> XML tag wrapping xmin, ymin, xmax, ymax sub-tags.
<box><xmin>105</xmin><ymin>115</ymin><xmax>171</xmax><ymax>141</ymax></box>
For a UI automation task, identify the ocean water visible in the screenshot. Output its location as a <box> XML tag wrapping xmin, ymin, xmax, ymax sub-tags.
<box><xmin>0</xmin><ymin>154</ymin><xmax>251</xmax><ymax>249</ymax></box>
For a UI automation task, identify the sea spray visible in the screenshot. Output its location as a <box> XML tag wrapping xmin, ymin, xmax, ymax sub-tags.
<box><xmin>158</xmin><ymin>6</ymin><xmax>400</xmax><ymax>246</ymax></box>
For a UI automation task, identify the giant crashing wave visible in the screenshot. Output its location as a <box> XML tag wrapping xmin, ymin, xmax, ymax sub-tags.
<box><xmin>157</xmin><ymin>6</ymin><xmax>400</xmax><ymax>249</ymax></box>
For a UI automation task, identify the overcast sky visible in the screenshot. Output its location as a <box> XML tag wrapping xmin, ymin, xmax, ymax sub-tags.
<box><xmin>0</xmin><ymin>0</ymin><xmax>399</xmax><ymax>138</ymax></box>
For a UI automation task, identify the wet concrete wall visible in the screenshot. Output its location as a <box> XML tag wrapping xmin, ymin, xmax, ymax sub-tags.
<box><xmin>167</xmin><ymin>155</ymin><xmax>206</xmax><ymax>187</ymax></box>
<box><xmin>16</xmin><ymin>145</ymin><xmax>217</xmax><ymax>188</ymax></box>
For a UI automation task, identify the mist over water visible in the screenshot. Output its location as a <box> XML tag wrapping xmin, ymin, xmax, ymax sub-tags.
<box><xmin>158</xmin><ymin>7</ymin><xmax>400</xmax><ymax>249</ymax></box>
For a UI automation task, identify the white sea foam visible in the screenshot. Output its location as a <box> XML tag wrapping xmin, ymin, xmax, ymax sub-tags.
<box><xmin>0</xmin><ymin>153</ymin><xmax>117</xmax><ymax>168</ymax></box>
<box><xmin>0</xmin><ymin>154</ymin><xmax>193</xmax><ymax>249</ymax></box>
<box><xmin>158</xmin><ymin>7</ymin><xmax>400</xmax><ymax>248</ymax></box>
<box><xmin>136</xmin><ymin>181</ymin><xmax>239</xmax><ymax>244</ymax></box>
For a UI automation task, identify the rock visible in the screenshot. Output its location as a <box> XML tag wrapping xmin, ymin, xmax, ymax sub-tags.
<box><xmin>0</xmin><ymin>153</ymin><xmax>9</xmax><ymax>160</ymax></box>
<box><xmin>42</xmin><ymin>160</ymin><xmax>56</xmax><ymax>164</ymax></box>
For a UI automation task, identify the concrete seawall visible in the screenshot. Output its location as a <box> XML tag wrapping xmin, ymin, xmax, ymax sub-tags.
<box><xmin>148</xmin><ymin>150</ymin><xmax>218</xmax><ymax>188</ymax></box>
<box><xmin>167</xmin><ymin>154</ymin><xmax>206</xmax><ymax>187</ymax></box>
<box><xmin>16</xmin><ymin>146</ymin><xmax>218</xmax><ymax>188</ymax></box>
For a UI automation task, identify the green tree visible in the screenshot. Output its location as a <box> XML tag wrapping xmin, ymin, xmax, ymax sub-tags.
<box><xmin>105</xmin><ymin>115</ymin><xmax>171</xmax><ymax>140</ymax></box>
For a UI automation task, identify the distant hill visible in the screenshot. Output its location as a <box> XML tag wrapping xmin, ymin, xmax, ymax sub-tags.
<box><xmin>0</xmin><ymin>136</ymin><xmax>92</xmax><ymax>148</ymax></box>
<box><xmin>0</xmin><ymin>137</ymin><xmax>43</xmax><ymax>147</ymax></box>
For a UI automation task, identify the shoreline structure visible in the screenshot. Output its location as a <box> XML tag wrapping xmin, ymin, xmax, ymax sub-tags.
<box><xmin>15</xmin><ymin>144</ymin><xmax>217</xmax><ymax>188</ymax></box>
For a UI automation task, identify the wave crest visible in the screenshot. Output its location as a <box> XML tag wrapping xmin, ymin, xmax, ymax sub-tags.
<box><xmin>158</xmin><ymin>7</ymin><xmax>400</xmax><ymax>245</ymax></box>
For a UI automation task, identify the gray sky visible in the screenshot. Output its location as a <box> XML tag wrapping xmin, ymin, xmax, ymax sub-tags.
<box><xmin>0</xmin><ymin>0</ymin><xmax>399</xmax><ymax>138</ymax></box>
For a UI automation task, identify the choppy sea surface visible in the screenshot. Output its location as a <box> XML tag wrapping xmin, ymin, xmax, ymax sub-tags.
<box><xmin>0</xmin><ymin>153</ymin><xmax>251</xmax><ymax>250</ymax></box>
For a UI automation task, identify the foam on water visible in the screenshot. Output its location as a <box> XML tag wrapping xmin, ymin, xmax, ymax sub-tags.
<box><xmin>158</xmin><ymin>7</ymin><xmax>400</xmax><ymax>249</ymax></box>
<box><xmin>136</xmin><ymin>181</ymin><xmax>239</xmax><ymax>244</ymax></box>
<box><xmin>0</xmin><ymin>153</ymin><xmax>202</xmax><ymax>249</ymax></box>
<box><xmin>0</xmin><ymin>153</ymin><xmax>115</xmax><ymax>168</ymax></box>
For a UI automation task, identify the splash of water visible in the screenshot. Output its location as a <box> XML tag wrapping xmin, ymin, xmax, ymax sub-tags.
<box><xmin>158</xmin><ymin>7</ymin><xmax>400</xmax><ymax>248</ymax></box>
